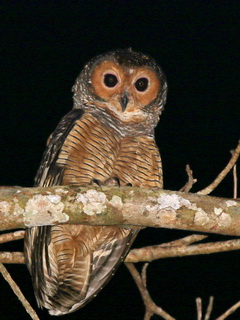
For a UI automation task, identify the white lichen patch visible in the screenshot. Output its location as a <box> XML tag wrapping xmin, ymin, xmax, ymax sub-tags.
<box><xmin>145</xmin><ymin>195</ymin><xmax>180</xmax><ymax>223</ymax></box>
<box><xmin>76</xmin><ymin>189</ymin><xmax>107</xmax><ymax>215</ymax></box>
<box><xmin>214</xmin><ymin>207</ymin><xmax>223</xmax><ymax>216</ymax></box>
<box><xmin>109</xmin><ymin>195</ymin><xmax>123</xmax><ymax>210</ymax></box>
<box><xmin>194</xmin><ymin>208</ymin><xmax>209</xmax><ymax>225</ymax></box>
<box><xmin>213</xmin><ymin>207</ymin><xmax>232</xmax><ymax>226</ymax></box>
<box><xmin>156</xmin><ymin>194</ymin><xmax>195</xmax><ymax>210</ymax></box>
<box><xmin>218</xmin><ymin>212</ymin><xmax>232</xmax><ymax>227</ymax></box>
<box><xmin>0</xmin><ymin>201</ymin><xmax>12</xmax><ymax>217</ymax></box>
<box><xmin>55</xmin><ymin>188</ymin><xmax>69</xmax><ymax>194</ymax></box>
<box><xmin>226</xmin><ymin>200</ymin><xmax>237</xmax><ymax>207</ymax></box>
<box><xmin>24</xmin><ymin>194</ymin><xmax>68</xmax><ymax>226</ymax></box>
<box><xmin>46</xmin><ymin>195</ymin><xmax>62</xmax><ymax>204</ymax></box>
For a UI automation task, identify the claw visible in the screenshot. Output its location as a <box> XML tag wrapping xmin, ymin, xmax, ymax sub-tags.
<box><xmin>91</xmin><ymin>179</ymin><xmax>102</xmax><ymax>186</ymax></box>
<box><xmin>125</xmin><ymin>182</ymin><xmax>132</xmax><ymax>187</ymax></box>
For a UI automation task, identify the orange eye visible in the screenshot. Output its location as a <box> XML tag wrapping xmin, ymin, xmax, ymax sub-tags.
<box><xmin>103</xmin><ymin>73</ymin><xmax>118</xmax><ymax>88</ymax></box>
<box><xmin>134</xmin><ymin>77</ymin><xmax>149</xmax><ymax>92</ymax></box>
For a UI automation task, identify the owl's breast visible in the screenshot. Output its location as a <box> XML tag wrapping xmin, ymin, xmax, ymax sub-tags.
<box><xmin>56</xmin><ymin>111</ymin><xmax>162</xmax><ymax>188</ymax></box>
<box><xmin>57</xmin><ymin>113</ymin><xmax>121</xmax><ymax>185</ymax></box>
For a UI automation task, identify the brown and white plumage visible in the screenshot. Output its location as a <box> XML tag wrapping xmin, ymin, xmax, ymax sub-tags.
<box><xmin>24</xmin><ymin>49</ymin><xmax>167</xmax><ymax>315</ymax></box>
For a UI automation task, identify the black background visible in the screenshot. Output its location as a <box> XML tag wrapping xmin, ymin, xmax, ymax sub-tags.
<box><xmin>1</xmin><ymin>1</ymin><xmax>240</xmax><ymax>319</ymax></box>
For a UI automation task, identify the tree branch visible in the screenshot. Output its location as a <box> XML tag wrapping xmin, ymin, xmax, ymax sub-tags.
<box><xmin>125</xmin><ymin>262</ymin><xmax>176</xmax><ymax>320</ymax></box>
<box><xmin>216</xmin><ymin>301</ymin><xmax>240</xmax><ymax>320</ymax></box>
<box><xmin>3</xmin><ymin>234</ymin><xmax>240</xmax><ymax>266</ymax></box>
<box><xmin>0</xmin><ymin>186</ymin><xmax>240</xmax><ymax>236</ymax></box>
<box><xmin>0</xmin><ymin>230</ymin><xmax>25</xmax><ymax>243</ymax></box>
<box><xmin>0</xmin><ymin>262</ymin><xmax>40</xmax><ymax>320</ymax></box>
<box><xmin>0</xmin><ymin>252</ymin><xmax>24</xmax><ymax>264</ymax></box>
<box><xmin>126</xmin><ymin>238</ymin><xmax>240</xmax><ymax>262</ymax></box>
<box><xmin>197</xmin><ymin>141</ymin><xmax>240</xmax><ymax>195</ymax></box>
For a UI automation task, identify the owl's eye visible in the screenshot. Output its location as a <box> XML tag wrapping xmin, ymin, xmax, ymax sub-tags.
<box><xmin>103</xmin><ymin>73</ymin><xmax>118</xmax><ymax>88</ymax></box>
<box><xmin>135</xmin><ymin>77</ymin><xmax>149</xmax><ymax>92</ymax></box>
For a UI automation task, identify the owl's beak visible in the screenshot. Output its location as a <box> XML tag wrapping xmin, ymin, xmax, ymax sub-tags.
<box><xmin>120</xmin><ymin>93</ymin><xmax>129</xmax><ymax>112</ymax></box>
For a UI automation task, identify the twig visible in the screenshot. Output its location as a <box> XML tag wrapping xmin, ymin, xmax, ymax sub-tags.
<box><xmin>204</xmin><ymin>296</ymin><xmax>214</xmax><ymax>320</ymax></box>
<box><xmin>0</xmin><ymin>262</ymin><xmax>39</xmax><ymax>320</ymax></box>
<box><xmin>0</xmin><ymin>230</ymin><xmax>25</xmax><ymax>243</ymax></box>
<box><xmin>196</xmin><ymin>297</ymin><xmax>202</xmax><ymax>320</ymax></box>
<box><xmin>197</xmin><ymin>141</ymin><xmax>240</xmax><ymax>195</ymax></box>
<box><xmin>232</xmin><ymin>160</ymin><xmax>237</xmax><ymax>199</ymax></box>
<box><xmin>144</xmin><ymin>309</ymin><xmax>154</xmax><ymax>320</ymax></box>
<box><xmin>160</xmin><ymin>234</ymin><xmax>207</xmax><ymax>247</ymax></box>
<box><xmin>125</xmin><ymin>262</ymin><xmax>176</xmax><ymax>320</ymax></box>
<box><xmin>180</xmin><ymin>164</ymin><xmax>197</xmax><ymax>193</ymax></box>
<box><xmin>215</xmin><ymin>300</ymin><xmax>240</xmax><ymax>320</ymax></box>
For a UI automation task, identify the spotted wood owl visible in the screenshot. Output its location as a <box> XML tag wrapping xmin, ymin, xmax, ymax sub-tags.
<box><xmin>24</xmin><ymin>49</ymin><xmax>167</xmax><ymax>315</ymax></box>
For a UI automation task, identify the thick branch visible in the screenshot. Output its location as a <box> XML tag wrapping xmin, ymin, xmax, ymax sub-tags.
<box><xmin>0</xmin><ymin>186</ymin><xmax>239</xmax><ymax>236</ymax></box>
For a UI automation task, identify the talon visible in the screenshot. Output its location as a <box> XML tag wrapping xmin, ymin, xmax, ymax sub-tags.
<box><xmin>91</xmin><ymin>179</ymin><xmax>102</xmax><ymax>186</ymax></box>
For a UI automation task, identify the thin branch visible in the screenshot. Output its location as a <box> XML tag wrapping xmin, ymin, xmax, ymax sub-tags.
<box><xmin>197</xmin><ymin>141</ymin><xmax>240</xmax><ymax>195</ymax></box>
<box><xmin>216</xmin><ymin>301</ymin><xmax>240</xmax><ymax>320</ymax></box>
<box><xmin>0</xmin><ymin>230</ymin><xmax>24</xmax><ymax>243</ymax></box>
<box><xmin>196</xmin><ymin>297</ymin><xmax>202</xmax><ymax>320</ymax></box>
<box><xmin>159</xmin><ymin>234</ymin><xmax>207</xmax><ymax>247</ymax></box>
<box><xmin>141</xmin><ymin>262</ymin><xmax>149</xmax><ymax>287</ymax></box>
<box><xmin>126</xmin><ymin>238</ymin><xmax>240</xmax><ymax>263</ymax></box>
<box><xmin>125</xmin><ymin>262</ymin><xmax>176</xmax><ymax>320</ymax></box>
<box><xmin>232</xmin><ymin>157</ymin><xmax>238</xmax><ymax>199</ymax></box>
<box><xmin>180</xmin><ymin>164</ymin><xmax>197</xmax><ymax>193</ymax></box>
<box><xmin>0</xmin><ymin>262</ymin><xmax>40</xmax><ymax>320</ymax></box>
<box><xmin>2</xmin><ymin>236</ymin><xmax>240</xmax><ymax>265</ymax></box>
<box><xmin>0</xmin><ymin>252</ymin><xmax>24</xmax><ymax>264</ymax></box>
<box><xmin>204</xmin><ymin>296</ymin><xmax>214</xmax><ymax>320</ymax></box>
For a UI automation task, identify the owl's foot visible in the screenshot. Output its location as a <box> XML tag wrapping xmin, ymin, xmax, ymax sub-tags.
<box><xmin>125</xmin><ymin>182</ymin><xmax>132</xmax><ymax>187</ymax></box>
<box><xmin>91</xmin><ymin>178</ymin><xmax>132</xmax><ymax>187</ymax></box>
<box><xmin>91</xmin><ymin>179</ymin><xmax>102</xmax><ymax>186</ymax></box>
<box><xmin>104</xmin><ymin>177</ymin><xmax>120</xmax><ymax>187</ymax></box>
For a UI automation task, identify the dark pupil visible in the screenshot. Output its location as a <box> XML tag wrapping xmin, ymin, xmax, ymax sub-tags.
<box><xmin>135</xmin><ymin>77</ymin><xmax>149</xmax><ymax>92</ymax></box>
<box><xmin>104</xmin><ymin>74</ymin><xmax>118</xmax><ymax>87</ymax></box>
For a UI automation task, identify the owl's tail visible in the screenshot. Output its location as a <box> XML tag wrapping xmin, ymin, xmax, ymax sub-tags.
<box><xmin>24</xmin><ymin>225</ymin><xmax>137</xmax><ymax>315</ymax></box>
<box><xmin>25</xmin><ymin>225</ymin><xmax>92</xmax><ymax>315</ymax></box>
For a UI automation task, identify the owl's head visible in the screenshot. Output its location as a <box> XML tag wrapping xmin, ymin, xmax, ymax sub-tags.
<box><xmin>73</xmin><ymin>49</ymin><xmax>167</xmax><ymax>132</ymax></box>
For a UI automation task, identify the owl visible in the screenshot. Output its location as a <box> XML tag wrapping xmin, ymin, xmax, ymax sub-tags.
<box><xmin>24</xmin><ymin>49</ymin><xmax>167</xmax><ymax>315</ymax></box>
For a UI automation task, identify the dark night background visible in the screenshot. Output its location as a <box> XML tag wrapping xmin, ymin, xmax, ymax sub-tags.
<box><xmin>1</xmin><ymin>1</ymin><xmax>240</xmax><ymax>319</ymax></box>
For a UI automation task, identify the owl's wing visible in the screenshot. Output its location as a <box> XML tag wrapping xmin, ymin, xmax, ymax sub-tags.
<box><xmin>25</xmin><ymin>108</ymin><xmax>85</xmax><ymax>310</ymax></box>
<box><xmin>34</xmin><ymin>108</ymin><xmax>84</xmax><ymax>187</ymax></box>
